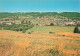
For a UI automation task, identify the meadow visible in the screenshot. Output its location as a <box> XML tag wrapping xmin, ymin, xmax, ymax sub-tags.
<box><xmin>0</xmin><ymin>26</ymin><xmax>80</xmax><ymax>56</ymax></box>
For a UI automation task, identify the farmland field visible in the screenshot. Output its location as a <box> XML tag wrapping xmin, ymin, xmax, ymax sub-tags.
<box><xmin>0</xmin><ymin>26</ymin><xmax>80</xmax><ymax>56</ymax></box>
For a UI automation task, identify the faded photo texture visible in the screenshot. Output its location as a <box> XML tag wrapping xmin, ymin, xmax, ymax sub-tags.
<box><xmin>0</xmin><ymin>0</ymin><xmax>80</xmax><ymax>56</ymax></box>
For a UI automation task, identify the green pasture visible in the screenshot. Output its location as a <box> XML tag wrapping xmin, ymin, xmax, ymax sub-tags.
<box><xmin>26</xmin><ymin>26</ymin><xmax>78</xmax><ymax>33</ymax></box>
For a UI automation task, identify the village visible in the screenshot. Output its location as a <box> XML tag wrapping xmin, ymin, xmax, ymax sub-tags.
<box><xmin>0</xmin><ymin>15</ymin><xmax>79</xmax><ymax>26</ymax></box>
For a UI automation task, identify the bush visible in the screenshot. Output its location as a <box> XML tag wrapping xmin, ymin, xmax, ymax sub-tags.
<box><xmin>49</xmin><ymin>48</ymin><xmax>63</xmax><ymax>56</ymax></box>
<box><xmin>19</xmin><ymin>28</ymin><xmax>23</xmax><ymax>31</ymax></box>
<box><xmin>77</xmin><ymin>23</ymin><xmax>80</xmax><ymax>26</ymax></box>
<box><xmin>28</xmin><ymin>32</ymin><xmax>31</xmax><ymax>34</ymax></box>
<box><xmin>50</xmin><ymin>23</ymin><xmax>54</xmax><ymax>26</ymax></box>
<box><xmin>79</xmin><ymin>30</ymin><xmax>80</xmax><ymax>33</ymax></box>
<box><xmin>49</xmin><ymin>32</ymin><xmax>55</xmax><ymax>34</ymax></box>
<box><xmin>0</xmin><ymin>22</ymin><xmax>34</xmax><ymax>33</ymax></box>
<box><xmin>22</xmin><ymin>30</ymin><xmax>26</xmax><ymax>33</ymax></box>
<box><xmin>73</xmin><ymin>26</ymin><xmax>79</xmax><ymax>33</ymax></box>
<box><xmin>22</xmin><ymin>28</ymin><xmax>26</xmax><ymax>33</ymax></box>
<box><xmin>15</xmin><ymin>29</ymin><xmax>19</xmax><ymax>32</ymax></box>
<box><xmin>31</xmin><ymin>31</ymin><xmax>33</xmax><ymax>32</ymax></box>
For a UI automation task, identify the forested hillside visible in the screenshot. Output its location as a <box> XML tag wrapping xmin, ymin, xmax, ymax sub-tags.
<box><xmin>59</xmin><ymin>12</ymin><xmax>80</xmax><ymax>20</ymax></box>
<box><xmin>0</xmin><ymin>12</ymin><xmax>80</xmax><ymax>20</ymax></box>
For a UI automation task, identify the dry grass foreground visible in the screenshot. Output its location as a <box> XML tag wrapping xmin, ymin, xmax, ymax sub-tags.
<box><xmin>0</xmin><ymin>30</ymin><xmax>80</xmax><ymax>56</ymax></box>
<box><xmin>0</xmin><ymin>30</ymin><xmax>29</xmax><ymax>56</ymax></box>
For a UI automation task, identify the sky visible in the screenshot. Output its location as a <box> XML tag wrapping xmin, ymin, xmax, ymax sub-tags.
<box><xmin>0</xmin><ymin>0</ymin><xmax>80</xmax><ymax>12</ymax></box>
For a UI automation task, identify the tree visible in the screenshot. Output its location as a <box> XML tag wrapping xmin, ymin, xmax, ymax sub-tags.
<box><xmin>21</xmin><ymin>20</ymin><xmax>24</xmax><ymax>24</ymax></box>
<box><xmin>73</xmin><ymin>26</ymin><xmax>79</xmax><ymax>33</ymax></box>
<box><xmin>77</xmin><ymin>23</ymin><xmax>80</xmax><ymax>26</ymax></box>
<box><xmin>50</xmin><ymin>23</ymin><xmax>54</xmax><ymax>26</ymax></box>
<box><xmin>28</xmin><ymin>21</ymin><xmax>31</xmax><ymax>25</ymax></box>
<box><xmin>78</xmin><ymin>30</ymin><xmax>80</xmax><ymax>33</ymax></box>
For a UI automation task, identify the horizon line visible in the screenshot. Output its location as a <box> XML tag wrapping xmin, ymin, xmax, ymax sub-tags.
<box><xmin>0</xmin><ymin>11</ymin><xmax>80</xmax><ymax>13</ymax></box>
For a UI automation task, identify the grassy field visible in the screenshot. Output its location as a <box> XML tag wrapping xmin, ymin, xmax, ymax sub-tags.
<box><xmin>0</xmin><ymin>26</ymin><xmax>80</xmax><ymax>56</ymax></box>
<box><xmin>27</xmin><ymin>26</ymin><xmax>75</xmax><ymax>32</ymax></box>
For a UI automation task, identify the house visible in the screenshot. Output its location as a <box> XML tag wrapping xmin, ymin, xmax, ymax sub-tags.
<box><xmin>76</xmin><ymin>21</ymin><xmax>80</xmax><ymax>24</ymax></box>
<box><xmin>65</xmin><ymin>21</ymin><xmax>76</xmax><ymax>26</ymax></box>
<box><xmin>57</xmin><ymin>21</ymin><xmax>65</xmax><ymax>26</ymax></box>
<box><xmin>5</xmin><ymin>21</ymin><xmax>14</xmax><ymax>25</ymax></box>
<box><xmin>0</xmin><ymin>22</ymin><xmax>2</xmax><ymax>24</ymax></box>
<box><xmin>6</xmin><ymin>22</ymin><xmax>12</xmax><ymax>25</ymax></box>
<box><xmin>45</xmin><ymin>23</ymin><xmax>50</xmax><ymax>26</ymax></box>
<box><xmin>14</xmin><ymin>20</ymin><xmax>21</xmax><ymax>24</ymax></box>
<box><xmin>57</xmin><ymin>23</ymin><xmax>65</xmax><ymax>26</ymax></box>
<box><xmin>0</xmin><ymin>21</ymin><xmax>14</xmax><ymax>25</ymax></box>
<box><xmin>53</xmin><ymin>23</ymin><xmax>57</xmax><ymax>25</ymax></box>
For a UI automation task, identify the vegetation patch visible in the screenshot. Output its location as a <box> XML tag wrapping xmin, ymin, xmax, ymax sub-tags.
<box><xmin>49</xmin><ymin>32</ymin><xmax>55</xmax><ymax>34</ymax></box>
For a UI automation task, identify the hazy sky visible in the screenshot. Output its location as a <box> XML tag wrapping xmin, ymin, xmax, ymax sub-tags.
<box><xmin>0</xmin><ymin>0</ymin><xmax>79</xmax><ymax>12</ymax></box>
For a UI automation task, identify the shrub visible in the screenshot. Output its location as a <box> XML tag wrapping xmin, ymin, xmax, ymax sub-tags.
<box><xmin>50</xmin><ymin>23</ymin><xmax>54</xmax><ymax>26</ymax></box>
<box><xmin>31</xmin><ymin>31</ymin><xmax>33</xmax><ymax>32</ymax></box>
<box><xmin>62</xmin><ymin>35</ymin><xmax>65</xmax><ymax>36</ymax></box>
<box><xmin>77</xmin><ymin>23</ymin><xmax>80</xmax><ymax>26</ymax></box>
<box><xmin>79</xmin><ymin>30</ymin><xmax>80</xmax><ymax>33</ymax></box>
<box><xmin>73</xmin><ymin>26</ymin><xmax>79</xmax><ymax>33</ymax></box>
<box><xmin>0</xmin><ymin>21</ymin><xmax>34</xmax><ymax>33</ymax></box>
<box><xmin>49</xmin><ymin>48</ymin><xmax>63</xmax><ymax>56</ymax></box>
<box><xmin>19</xmin><ymin>28</ymin><xmax>23</xmax><ymax>31</ymax></box>
<box><xmin>49</xmin><ymin>32</ymin><xmax>55</xmax><ymax>34</ymax></box>
<box><xmin>22</xmin><ymin>29</ymin><xmax>26</xmax><ymax>33</ymax></box>
<box><xmin>28</xmin><ymin>32</ymin><xmax>31</xmax><ymax>34</ymax></box>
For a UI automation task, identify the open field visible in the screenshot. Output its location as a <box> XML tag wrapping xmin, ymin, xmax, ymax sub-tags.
<box><xmin>0</xmin><ymin>26</ymin><xmax>80</xmax><ymax>56</ymax></box>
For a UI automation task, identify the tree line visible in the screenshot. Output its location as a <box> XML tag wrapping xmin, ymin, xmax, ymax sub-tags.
<box><xmin>0</xmin><ymin>20</ymin><xmax>33</xmax><ymax>33</ymax></box>
<box><xmin>0</xmin><ymin>12</ymin><xmax>80</xmax><ymax>20</ymax></box>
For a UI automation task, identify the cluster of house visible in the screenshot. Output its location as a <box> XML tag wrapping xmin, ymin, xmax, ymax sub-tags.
<box><xmin>0</xmin><ymin>20</ymin><xmax>77</xmax><ymax>26</ymax></box>
<box><xmin>32</xmin><ymin>21</ymin><xmax>76</xmax><ymax>26</ymax></box>
<box><xmin>0</xmin><ymin>15</ymin><xmax>79</xmax><ymax>26</ymax></box>
<box><xmin>0</xmin><ymin>20</ymin><xmax>21</xmax><ymax>25</ymax></box>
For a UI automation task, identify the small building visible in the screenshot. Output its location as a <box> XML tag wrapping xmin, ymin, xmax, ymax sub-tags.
<box><xmin>76</xmin><ymin>21</ymin><xmax>80</xmax><ymax>24</ymax></box>
<box><xmin>57</xmin><ymin>23</ymin><xmax>65</xmax><ymax>26</ymax></box>
<box><xmin>0</xmin><ymin>21</ymin><xmax>14</xmax><ymax>25</ymax></box>
<box><xmin>53</xmin><ymin>23</ymin><xmax>57</xmax><ymax>25</ymax></box>
<box><xmin>0</xmin><ymin>22</ymin><xmax>3</xmax><ymax>24</ymax></box>
<box><xmin>6</xmin><ymin>22</ymin><xmax>12</xmax><ymax>25</ymax></box>
<box><xmin>14</xmin><ymin>20</ymin><xmax>21</xmax><ymax>24</ymax></box>
<box><xmin>45</xmin><ymin>23</ymin><xmax>50</xmax><ymax>26</ymax></box>
<box><xmin>65</xmin><ymin>21</ymin><xmax>76</xmax><ymax>26</ymax></box>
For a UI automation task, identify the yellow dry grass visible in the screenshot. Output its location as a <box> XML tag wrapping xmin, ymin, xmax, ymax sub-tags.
<box><xmin>0</xmin><ymin>30</ymin><xmax>80</xmax><ymax>56</ymax></box>
<box><xmin>0</xmin><ymin>30</ymin><xmax>29</xmax><ymax>56</ymax></box>
<box><xmin>56</xmin><ymin>32</ymin><xmax>80</xmax><ymax>38</ymax></box>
